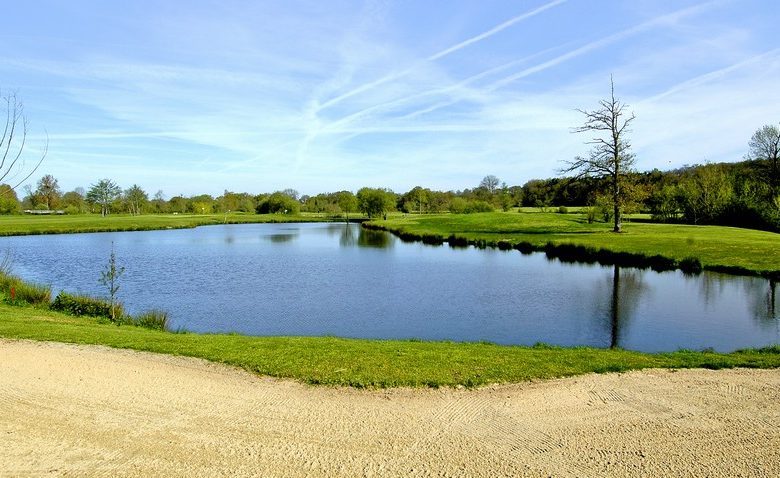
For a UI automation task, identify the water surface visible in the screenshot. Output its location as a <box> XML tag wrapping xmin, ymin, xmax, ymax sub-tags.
<box><xmin>2</xmin><ymin>223</ymin><xmax>777</xmax><ymax>352</ymax></box>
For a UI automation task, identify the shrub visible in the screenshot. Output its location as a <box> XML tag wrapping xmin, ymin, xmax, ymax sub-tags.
<box><xmin>679</xmin><ymin>257</ymin><xmax>703</xmax><ymax>275</ymax></box>
<box><xmin>421</xmin><ymin>234</ymin><xmax>444</xmax><ymax>245</ymax></box>
<box><xmin>496</xmin><ymin>240</ymin><xmax>513</xmax><ymax>251</ymax></box>
<box><xmin>0</xmin><ymin>272</ymin><xmax>51</xmax><ymax>306</ymax></box>
<box><xmin>133</xmin><ymin>309</ymin><xmax>170</xmax><ymax>331</ymax></box>
<box><xmin>584</xmin><ymin>206</ymin><xmax>599</xmax><ymax>224</ymax></box>
<box><xmin>467</xmin><ymin>201</ymin><xmax>495</xmax><ymax>213</ymax></box>
<box><xmin>10</xmin><ymin>281</ymin><xmax>51</xmax><ymax>306</ymax></box>
<box><xmin>449</xmin><ymin>199</ymin><xmax>494</xmax><ymax>214</ymax></box>
<box><xmin>557</xmin><ymin>205</ymin><xmax>569</xmax><ymax>214</ymax></box>
<box><xmin>447</xmin><ymin>234</ymin><xmax>469</xmax><ymax>248</ymax></box>
<box><xmin>513</xmin><ymin>241</ymin><xmax>535</xmax><ymax>255</ymax></box>
<box><xmin>448</xmin><ymin>197</ymin><xmax>468</xmax><ymax>214</ymax></box>
<box><xmin>51</xmin><ymin>291</ymin><xmax>123</xmax><ymax>320</ymax></box>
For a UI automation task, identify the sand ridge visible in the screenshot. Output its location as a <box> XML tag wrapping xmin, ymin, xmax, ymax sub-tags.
<box><xmin>1</xmin><ymin>339</ymin><xmax>779</xmax><ymax>477</ymax></box>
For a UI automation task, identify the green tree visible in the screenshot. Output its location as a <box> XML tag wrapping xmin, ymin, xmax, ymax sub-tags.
<box><xmin>257</xmin><ymin>191</ymin><xmax>300</xmax><ymax>214</ymax></box>
<box><xmin>0</xmin><ymin>184</ymin><xmax>20</xmax><ymax>214</ymax></box>
<box><xmin>124</xmin><ymin>184</ymin><xmax>148</xmax><ymax>215</ymax></box>
<box><xmin>679</xmin><ymin>164</ymin><xmax>733</xmax><ymax>224</ymax></box>
<box><xmin>648</xmin><ymin>184</ymin><xmax>681</xmax><ymax>222</ymax></box>
<box><xmin>62</xmin><ymin>188</ymin><xmax>87</xmax><ymax>214</ymax></box>
<box><xmin>356</xmin><ymin>187</ymin><xmax>394</xmax><ymax>219</ymax></box>
<box><xmin>401</xmin><ymin>186</ymin><xmax>431</xmax><ymax>214</ymax></box>
<box><xmin>336</xmin><ymin>191</ymin><xmax>358</xmax><ymax>221</ymax></box>
<box><xmin>168</xmin><ymin>195</ymin><xmax>188</xmax><ymax>214</ymax></box>
<box><xmin>186</xmin><ymin>194</ymin><xmax>215</xmax><ymax>214</ymax></box>
<box><xmin>149</xmin><ymin>190</ymin><xmax>169</xmax><ymax>213</ymax></box>
<box><xmin>562</xmin><ymin>78</ymin><xmax>636</xmax><ymax>232</ymax></box>
<box><xmin>86</xmin><ymin>179</ymin><xmax>122</xmax><ymax>216</ymax></box>
<box><xmin>34</xmin><ymin>174</ymin><xmax>61</xmax><ymax>210</ymax></box>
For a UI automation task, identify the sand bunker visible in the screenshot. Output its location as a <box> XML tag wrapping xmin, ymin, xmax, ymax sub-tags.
<box><xmin>1</xmin><ymin>339</ymin><xmax>778</xmax><ymax>477</ymax></box>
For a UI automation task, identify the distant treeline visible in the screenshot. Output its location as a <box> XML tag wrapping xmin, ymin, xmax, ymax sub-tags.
<box><xmin>520</xmin><ymin>159</ymin><xmax>779</xmax><ymax>232</ymax></box>
<box><xmin>2</xmin><ymin>157</ymin><xmax>778</xmax><ymax>232</ymax></box>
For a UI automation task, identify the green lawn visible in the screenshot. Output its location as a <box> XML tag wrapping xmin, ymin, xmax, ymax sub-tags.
<box><xmin>368</xmin><ymin>212</ymin><xmax>780</xmax><ymax>275</ymax></box>
<box><xmin>0</xmin><ymin>212</ymin><xmax>347</xmax><ymax>236</ymax></box>
<box><xmin>1</xmin><ymin>302</ymin><xmax>778</xmax><ymax>388</ymax></box>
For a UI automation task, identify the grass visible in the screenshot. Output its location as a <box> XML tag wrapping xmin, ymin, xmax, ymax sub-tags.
<box><xmin>367</xmin><ymin>212</ymin><xmax>780</xmax><ymax>276</ymax></box>
<box><xmin>1</xmin><ymin>210</ymin><xmax>778</xmax><ymax>388</ymax></box>
<box><xmin>1</xmin><ymin>301</ymin><xmax>778</xmax><ymax>388</ymax></box>
<box><xmin>0</xmin><ymin>212</ymin><xmax>351</xmax><ymax>236</ymax></box>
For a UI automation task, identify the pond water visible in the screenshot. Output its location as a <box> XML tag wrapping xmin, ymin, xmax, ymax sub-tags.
<box><xmin>1</xmin><ymin>222</ymin><xmax>777</xmax><ymax>353</ymax></box>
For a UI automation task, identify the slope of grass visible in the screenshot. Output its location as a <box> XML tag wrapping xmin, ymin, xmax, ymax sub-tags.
<box><xmin>1</xmin><ymin>303</ymin><xmax>778</xmax><ymax>388</ymax></box>
<box><xmin>368</xmin><ymin>212</ymin><xmax>780</xmax><ymax>275</ymax></box>
<box><xmin>0</xmin><ymin>212</ymin><xmax>345</xmax><ymax>236</ymax></box>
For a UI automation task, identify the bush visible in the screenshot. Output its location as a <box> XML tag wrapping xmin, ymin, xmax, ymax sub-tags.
<box><xmin>467</xmin><ymin>201</ymin><xmax>495</xmax><ymax>213</ymax></box>
<box><xmin>0</xmin><ymin>272</ymin><xmax>51</xmax><ymax>306</ymax></box>
<box><xmin>557</xmin><ymin>205</ymin><xmax>569</xmax><ymax>214</ymax></box>
<box><xmin>584</xmin><ymin>206</ymin><xmax>599</xmax><ymax>224</ymax></box>
<box><xmin>51</xmin><ymin>291</ymin><xmax>123</xmax><ymax>320</ymax></box>
<box><xmin>447</xmin><ymin>234</ymin><xmax>469</xmax><ymax>248</ymax></box>
<box><xmin>679</xmin><ymin>257</ymin><xmax>703</xmax><ymax>275</ymax></box>
<box><xmin>449</xmin><ymin>199</ymin><xmax>494</xmax><ymax>214</ymax></box>
<box><xmin>133</xmin><ymin>309</ymin><xmax>170</xmax><ymax>331</ymax></box>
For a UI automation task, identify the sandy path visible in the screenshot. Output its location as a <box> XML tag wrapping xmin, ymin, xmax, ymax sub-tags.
<box><xmin>1</xmin><ymin>340</ymin><xmax>778</xmax><ymax>478</ymax></box>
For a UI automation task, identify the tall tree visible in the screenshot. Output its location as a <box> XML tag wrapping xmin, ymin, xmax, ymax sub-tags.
<box><xmin>0</xmin><ymin>184</ymin><xmax>20</xmax><ymax>214</ymax></box>
<box><xmin>562</xmin><ymin>78</ymin><xmax>636</xmax><ymax>232</ymax></box>
<box><xmin>124</xmin><ymin>184</ymin><xmax>148</xmax><ymax>215</ymax></box>
<box><xmin>0</xmin><ymin>91</ymin><xmax>47</xmax><ymax>195</ymax></box>
<box><xmin>87</xmin><ymin>179</ymin><xmax>121</xmax><ymax>216</ymax></box>
<box><xmin>336</xmin><ymin>191</ymin><xmax>358</xmax><ymax>222</ymax></box>
<box><xmin>747</xmin><ymin>123</ymin><xmax>780</xmax><ymax>195</ymax></box>
<box><xmin>479</xmin><ymin>175</ymin><xmax>500</xmax><ymax>194</ymax></box>
<box><xmin>62</xmin><ymin>189</ymin><xmax>87</xmax><ymax>214</ymax></box>
<box><xmin>34</xmin><ymin>174</ymin><xmax>61</xmax><ymax>210</ymax></box>
<box><xmin>356</xmin><ymin>187</ymin><xmax>394</xmax><ymax>219</ymax></box>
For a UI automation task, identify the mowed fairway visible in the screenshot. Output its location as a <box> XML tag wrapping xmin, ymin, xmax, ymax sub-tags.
<box><xmin>0</xmin><ymin>213</ymin><xmax>335</xmax><ymax>236</ymax></box>
<box><xmin>371</xmin><ymin>212</ymin><xmax>780</xmax><ymax>274</ymax></box>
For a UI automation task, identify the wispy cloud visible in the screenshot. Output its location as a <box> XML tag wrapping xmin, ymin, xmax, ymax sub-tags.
<box><xmin>639</xmin><ymin>48</ymin><xmax>780</xmax><ymax>104</ymax></box>
<box><xmin>314</xmin><ymin>0</ymin><xmax>567</xmax><ymax>113</ymax></box>
<box><xmin>1</xmin><ymin>0</ymin><xmax>775</xmax><ymax>195</ymax></box>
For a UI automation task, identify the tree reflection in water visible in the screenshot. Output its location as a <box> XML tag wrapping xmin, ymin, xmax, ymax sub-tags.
<box><xmin>607</xmin><ymin>264</ymin><xmax>646</xmax><ymax>349</ymax></box>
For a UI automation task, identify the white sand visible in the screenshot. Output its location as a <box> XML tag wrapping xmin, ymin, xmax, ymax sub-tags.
<box><xmin>2</xmin><ymin>339</ymin><xmax>778</xmax><ymax>477</ymax></box>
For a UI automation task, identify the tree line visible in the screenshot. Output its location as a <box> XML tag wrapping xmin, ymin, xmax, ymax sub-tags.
<box><xmin>1</xmin><ymin>85</ymin><xmax>777</xmax><ymax>232</ymax></box>
<box><xmin>3</xmin><ymin>148</ymin><xmax>777</xmax><ymax>234</ymax></box>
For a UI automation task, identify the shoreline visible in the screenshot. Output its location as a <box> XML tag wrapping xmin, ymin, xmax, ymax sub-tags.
<box><xmin>2</xmin><ymin>305</ymin><xmax>779</xmax><ymax>388</ymax></box>
<box><xmin>1</xmin><ymin>212</ymin><xmax>778</xmax><ymax>277</ymax></box>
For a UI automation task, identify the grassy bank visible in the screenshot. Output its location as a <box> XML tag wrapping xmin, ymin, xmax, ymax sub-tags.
<box><xmin>366</xmin><ymin>212</ymin><xmax>780</xmax><ymax>277</ymax></box>
<box><xmin>1</xmin><ymin>302</ymin><xmax>778</xmax><ymax>388</ymax></box>
<box><xmin>0</xmin><ymin>212</ymin><xmax>346</xmax><ymax>236</ymax></box>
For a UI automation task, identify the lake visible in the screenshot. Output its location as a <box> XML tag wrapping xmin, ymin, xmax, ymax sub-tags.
<box><xmin>1</xmin><ymin>222</ymin><xmax>777</xmax><ymax>353</ymax></box>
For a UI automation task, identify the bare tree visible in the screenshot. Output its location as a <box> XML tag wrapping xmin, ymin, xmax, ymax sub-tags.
<box><xmin>562</xmin><ymin>77</ymin><xmax>636</xmax><ymax>232</ymax></box>
<box><xmin>0</xmin><ymin>91</ymin><xmax>47</xmax><ymax>195</ymax></box>
<box><xmin>747</xmin><ymin>123</ymin><xmax>780</xmax><ymax>195</ymax></box>
<box><xmin>479</xmin><ymin>175</ymin><xmax>500</xmax><ymax>194</ymax></box>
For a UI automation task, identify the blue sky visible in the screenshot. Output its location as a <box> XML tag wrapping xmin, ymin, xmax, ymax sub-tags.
<box><xmin>3</xmin><ymin>0</ymin><xmax>778</xmax><ymax>197</ymax></box>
